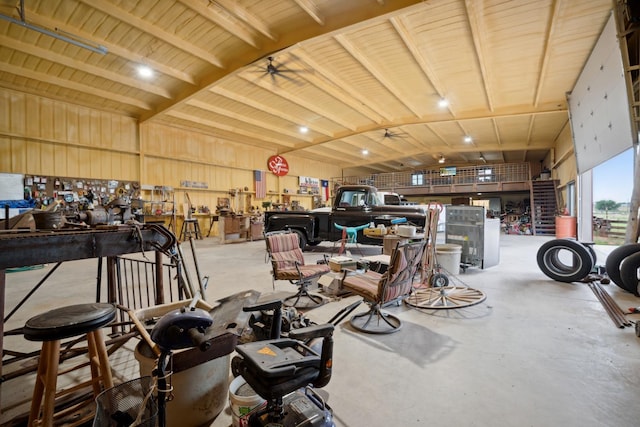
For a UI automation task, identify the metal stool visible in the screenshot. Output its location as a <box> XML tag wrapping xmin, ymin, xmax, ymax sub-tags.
<box><xmin>24</xmin><ymin>303</ymin><xmax>116</xmax><ymax>427</ymax></box>
<box><xmin>179</xmin><ymin>218</ymin><xmax>202</xmax><ymax>240</ymax></box>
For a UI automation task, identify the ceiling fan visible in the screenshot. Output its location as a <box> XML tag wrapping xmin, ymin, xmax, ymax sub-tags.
<box><xmin>382</xmin><ymin>128</ymin><xmax>409</xmax><ymax>140</ymax></box>
<box><xmin>257</xmin><ymin>56</ymin><xmax>304</xmax><ymax>83</ymax></box>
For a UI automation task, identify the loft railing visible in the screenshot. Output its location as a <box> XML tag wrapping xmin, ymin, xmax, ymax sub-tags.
<box><xmin>335</xmin><ymin>163</ymin><xmax>532</xmax><ymax>193</ymax></box>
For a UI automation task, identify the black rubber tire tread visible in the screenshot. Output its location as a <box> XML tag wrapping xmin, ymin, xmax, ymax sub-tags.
<box><xmin>619</xmin><ymin>250</ymin><xmax>640</xmax><ymax>296</ymax></box>
<box><xmin>291</xmin><ymin>229</ymin><xmax>307</xmax><ymax>251</ymax></box>
<box><xmin>536</xmin><ymin>239</ymin><xmax>594</xmax><ymax>282</ymax></box>
<box><xmin>604</xmin><ymin>243</ymin><xmax>640</xmax><ymax>289</ymax></box>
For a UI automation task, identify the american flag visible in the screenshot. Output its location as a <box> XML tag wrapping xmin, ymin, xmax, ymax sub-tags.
<box><xmin>254</xmin><ymin>170</ymin><xmax>267</xmax><ymax>199</ymax></box>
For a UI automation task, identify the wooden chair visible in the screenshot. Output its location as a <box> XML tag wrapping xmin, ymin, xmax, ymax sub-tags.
<box><xmin>265</xmin><ymin>231</ymin><xmax>330</xmax><ymax>307</ymax></box>
<box><xmin>341</xmin><ymin>240</ymin><xmax>425</xmax><ymax>333</ymax></box>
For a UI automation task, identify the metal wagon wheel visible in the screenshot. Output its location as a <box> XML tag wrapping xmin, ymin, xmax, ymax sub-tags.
<box><xmin>406</xmin><ymin>285</ymin><xmax>486</xmax><ymax>309</ymax></box>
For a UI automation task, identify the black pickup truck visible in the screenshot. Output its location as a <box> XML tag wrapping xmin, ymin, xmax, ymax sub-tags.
<box><xmin>264</xmin><ymin>185</ymin><xmax>427</xmax><ymax>250</ymax></box>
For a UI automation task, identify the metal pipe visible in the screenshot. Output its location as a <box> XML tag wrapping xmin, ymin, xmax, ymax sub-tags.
<box><xmin>0</xmin><ymin>12</ymin><xmax>107</xmax><ymax>55</ymax></box>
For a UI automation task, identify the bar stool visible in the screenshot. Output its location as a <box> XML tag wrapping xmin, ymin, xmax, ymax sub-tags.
<box><xmin>179</xmin><ymin>218</ymin><xmax>202</xmax><ymax>240</ymax></box>
<box><xmin>24</xmin><ymin>303</ymin><xmax>116</xmax><ymax>427</ymax></box>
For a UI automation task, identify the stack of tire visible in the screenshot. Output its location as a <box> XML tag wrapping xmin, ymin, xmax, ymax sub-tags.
<box><xmin>604</xmin><ymin>243</ymin><xmax>640</xmax><ymax>296</ymax></box>
<box><xmin>536</xmin><ymin>238</ymin><xmax>596</xmax><ymax>283</ymax></box>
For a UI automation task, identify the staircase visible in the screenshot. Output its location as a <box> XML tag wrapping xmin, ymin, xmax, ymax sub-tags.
<box><xmin>531</xmin><ymin>180</ymin><xmax>558</xmax><ymax>236</ymax></box>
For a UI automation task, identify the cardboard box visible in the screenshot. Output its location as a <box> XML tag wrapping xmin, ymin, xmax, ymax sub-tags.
<box><xmin>329</xmin><ymin>256</ymin><xmax>357</xmax><ymax>272</ymax></box>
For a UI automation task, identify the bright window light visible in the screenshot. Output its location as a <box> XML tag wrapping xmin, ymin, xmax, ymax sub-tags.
<box><xmin>137</xmin><ymin>65</ymin><xmax>154</xmax><ymax>78</ymax></box>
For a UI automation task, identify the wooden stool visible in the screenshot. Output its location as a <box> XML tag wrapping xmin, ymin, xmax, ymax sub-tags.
<box><xmin>179</xmin><ymin>218</ymin><xmax>202</xmax><ymax>240</ymax></box>
<box><xmin>24</xmin><ymin>303</ymin><xmax>116</xmax><ymax>427</ymax></box>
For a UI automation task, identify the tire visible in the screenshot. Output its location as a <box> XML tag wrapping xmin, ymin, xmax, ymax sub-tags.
<box><xmin>291</xmin><ymin>229</ymin><xmax>307</xmax><ymax>251</ymax></box>
<box><xmin>430</xmin><ymin>273</ymin><xmax>449</xmax><ymax>287</ymax></box>
<box><xmin>561</xmin><ymin>238</ymin><xmax>597</xmax><ymax>267</ymax></box>
<box><xmin>619</xmin><ymin>250</ymin><xmax>640</xmax><ymax>296</ymax></box>
<box><xmin>307</xmin><ymin>241</ymin><xmax>321</xmax><ymax>246</ymax></box>
<box><xmin>604</xmin><ymin>243</ymin><xmax>640</xmax><ymax>289</ymax></box>
<box><xmin>536</xmin><ymin>239</ymin><xmax>594</xmax><ymax>282</ymax></box>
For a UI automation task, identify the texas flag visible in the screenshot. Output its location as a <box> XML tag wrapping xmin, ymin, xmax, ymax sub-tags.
<box><xmin>321</xmin><ymin>180</ymin><xmax>329</xmax><ymax>201</ymax></box>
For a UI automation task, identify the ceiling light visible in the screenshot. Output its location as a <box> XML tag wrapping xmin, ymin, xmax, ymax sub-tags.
<box><xmin>362</xmin><ymin>148</ymin><xmax>369</xmax><ymax>155</ymax></box>
<box><xmin>438</xmin><ymin>156</ymin><xmax>445</xmax><ymax>164</ymax></box>
<box><xmin>438</xmin><ymin>98</ymin><xmax>449</xmax><ymax>108</ymax></box>
<box><xmin>137</xmin><ymin>65</ymin><xmax>154</xmax><ymax>78</ymax></box>
<box><xmin>299</xmin><ymin>126</ymin><xmax>309</xmax><ymax>134</ymax></box>
<box><xmin>464</xmin><ymin>135</ymin><xmax>472</xmax><ymax>143</ymax></box>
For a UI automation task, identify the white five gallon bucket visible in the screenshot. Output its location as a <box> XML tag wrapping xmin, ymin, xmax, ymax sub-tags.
<box><xmin>229</xmin><ymin>375</ymin><xmax>265</xmax><ymax>427</ymax></box>
<box><xmin>436</xmin><ymin>243</ymin><xmax>462</xmax><ymax>275</ymax></box>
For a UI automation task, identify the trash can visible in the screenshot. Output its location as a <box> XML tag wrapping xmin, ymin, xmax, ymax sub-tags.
<box><xmin>436</xmin><ymin>243</ymin><xmax>462</xmax><ymax>275</ymax></box>
<box><xmin>555</xmin><ymin>216</ymin><xmax>576</xmax><ymax>238</ymax></box>
<box><xmin>134</xmin><ymin>341</ymin><xmax>230</xmax><ymax>427</ymax></box>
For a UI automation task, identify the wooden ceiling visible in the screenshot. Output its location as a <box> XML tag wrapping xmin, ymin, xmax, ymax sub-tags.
<box><xmin>0</xmin><ymin>0</ymin><xmax>614</xmax><ymax>174</ymax></box>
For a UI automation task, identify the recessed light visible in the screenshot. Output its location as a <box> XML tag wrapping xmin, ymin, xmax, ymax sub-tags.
<box><xmin>362</xmin><ymin>148</ymin><xmax>369</xmax><ymax>155</ymax></box>
<box><xmin>464</xmin><ymin>135</ymin><xmax>472</xmax><ymax>143</ymax></box>
<box><xmin>299</xmin><ymin>126</ymin><xmax>308</xmax><ymax>134</ymax></box>
<box><xmin>137</xmin><ymin>65</ymin><xmax>154</xmax><ymax>78</ymax></box>
<box><xmin>438</xmin><ymin>156</ymin><xmax>445</xmax><ymax>164</ymax></box>
<box><xmin>438</xmin><ymin>98</ymin><xmax>449</xmax><ymax>108</ymax></box>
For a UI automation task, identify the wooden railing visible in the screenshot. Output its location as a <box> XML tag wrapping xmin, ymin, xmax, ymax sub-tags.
<box><xmin>336</xmin><ymin>163</ymin><xmax>532</xmax><ymax>195</ymax></box>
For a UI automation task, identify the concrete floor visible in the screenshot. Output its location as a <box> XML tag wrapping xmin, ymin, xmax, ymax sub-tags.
<box><xmin>2</xmin><ymin>233</ymin><xmax>640</xmax><ymax>427</ymax></box>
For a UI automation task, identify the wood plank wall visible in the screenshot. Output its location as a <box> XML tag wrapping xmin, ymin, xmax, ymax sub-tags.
<box><xmin>0</xmin><ymin>87</ymin><xmax>342</xmax><ymax>215</ymax></box>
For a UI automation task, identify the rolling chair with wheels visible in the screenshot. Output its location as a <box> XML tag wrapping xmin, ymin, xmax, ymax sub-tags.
<box><xmin>265</xmin><ymin>231</ymin><xmax>330</xmax><ymax>307</ymax></box>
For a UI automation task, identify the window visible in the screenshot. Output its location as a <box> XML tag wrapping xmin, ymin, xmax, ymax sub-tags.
<box><xmin>478</xmin><ymin>168</ymin><xmax>494</xmax><ymax>182</ymax></box>
<box><xmin>411</xmin><ymin>174</ymin><xmax>424</xmax><ymax>186</ymax></box>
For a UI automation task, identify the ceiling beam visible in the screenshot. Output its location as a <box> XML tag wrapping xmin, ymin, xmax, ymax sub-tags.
<box><xmin>139</xmin><ymin>0</ymin><xmax>425</xmax><ymax>122</ymax></box>
<box><xmin>24</xmin><ymin>12</ymin><xmax>197</xmax><ymax>85</ymax></box>
<box><xmin>215</xmin><ymin>0</ymin><xmax>277</xmax><ymax>41</ymax></box>
<box><xmin>294</xmin><ymin>49</ymin><xmax>387</xmax><ymax>123</ymax></box>
<box><xmin>165</xmin><ymin>110</ymin><xmax>297</xmax><ymax>148</ymax></box>
<box><xmin>0</xmin><ymin>34</ymin><xmax>171</xmax><ymax>99</ymax></box>
<box><xmin>534</xmin><ymin>0</ymin><xmax>561</xmax><ymax>107</ymax></box>
<box><xmin>464</xmin><ymin>0</ymin><xmax>494</xmax><ymax>112</ymax></box>
<box><xmin>293</xmin><ymin>0</ymin><xmax>325</xmax><ymax>25</ymax></box>
<box><xmin>186</xmin><ymin>99</ymin><xmax>314</xmax><ymax>141</ymax></box>
<box><xmin>178</xmin><ymin>0</ymin><xmax>260</xmax><ymax>48</ymax></box>
<box><xmin>210</xmin><ymin>86</ymin><xmax>334</xmax><ymax>136</ymax></box>
<box><xmin>79</xmin><ymin>0</ymin><xmax>224</xmax><ymax>68</ymax></box>
<box><xmin>280</xmin><ymin>108</ymin><xmax>567</xmax><ymax>155</ymax></box>
<box><xmin>390</xmin><ymin>16</ymin><xmax>450</xmax><ymax>111</ymax></box>
<box><xmin>335</xmin><ymin>33</ymin><xmax>424</xmax><ymax>118</ymax></box>
<box><xmin>239</xmin><ymin>74</ymin><xmax>359</xmax><ymax>131</ymax></box>
<box><xmin>0</xmin><ymin>62</ymin><xmax>150</xmax><ymax>110</ymax></box>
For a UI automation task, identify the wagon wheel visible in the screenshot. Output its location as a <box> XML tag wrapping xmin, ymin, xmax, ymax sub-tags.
<box><xmin>406</xmin><ymin>285</ymin><xmax>486</xmax><ymax>309</ymax></box>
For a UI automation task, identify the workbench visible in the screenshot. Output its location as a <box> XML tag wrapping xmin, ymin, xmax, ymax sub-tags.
<box><xmin>0</xmin><ymin>225</ymin><xmax>176</xmax><ymax>413</ymax></box>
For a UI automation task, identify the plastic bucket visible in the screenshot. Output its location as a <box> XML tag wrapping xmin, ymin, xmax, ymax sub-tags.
<box><xmin>229</xmin><ymin>376</ymin><xmax>265</xmax><ymax>427</ymax></box>
<box><xmin>134</xmin><ymin>341</ymin><xmax>230</xmax><ymax>427</ymax></box>
<box><xmin>436</xmin><ymin>243</ymin><xmax>462</xmax><ymax>275</ymax></box>
<box><xmin>556</xmin><ymin>216</ymin><xmax>576</xmax><ymax>238</ymax></box>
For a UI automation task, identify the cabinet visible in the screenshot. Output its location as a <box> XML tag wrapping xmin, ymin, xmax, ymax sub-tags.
<box><xmin>445</xmin><ymin>206</ymin><xmax>500</xmax><ymax>269</ymax></box>
<box><xmin>218</xmin><ymin>215</ymin><xmax>250</xmax><ymax>243</ymax></box>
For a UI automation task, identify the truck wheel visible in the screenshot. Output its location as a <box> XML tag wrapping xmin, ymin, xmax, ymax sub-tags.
<box><xmin>619</xmin><ymin>250</ymin><xmax>640</xmax><ymax>296</ymax></box>
<box><xmin>604</xmin><ymin>243</ymin><xmax>640</xmax><ymax>289</ymax></box>
<box><xmin>292</xmin><ymin>229</ymin><xmax>307</xmax><ymax>251</ymax></box>
<box><xmin>536</xmin><ymin>239</ymin><xmax>593</xmax><ymax>282</ymax></box>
